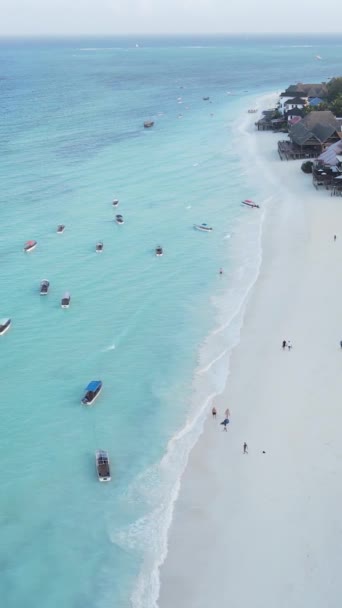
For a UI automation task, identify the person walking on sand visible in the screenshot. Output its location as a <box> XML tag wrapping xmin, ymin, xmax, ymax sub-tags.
<box><xmin>211</xmin><ymin>406</ymin><xmax>217</xmax><ymax>418</ymax></box>
<box><xmin>287</xmin><ymin>341</ymin><xmax>292</xmax><ymax>350</ymax></box>
<box><xmin>340</xmin><ymin>340</ymin><xmax>342</xmax><ymax>349</ymax></box>
<box><xmin>225</xmin><ymin>408</ymin><xmax>230</xmax><ymax>419</ymax></box>
<box><xmin>334</xmin><ymin>235</ymin><xmax>337</xmax><ymax>241</ymax></box>
<box><xmin>243</xmin><ymin>442</ymin><xmax>248</xmax><ymax>454</ymax></box>
<box><xmin>282</xmin><ymin>340</ymin><xmax>287</xmax><ymax>349</ymax></box>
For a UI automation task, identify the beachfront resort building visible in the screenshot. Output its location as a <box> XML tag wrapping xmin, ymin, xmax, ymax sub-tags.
<box><xmin>278</xmin><ymin>83</ymin><xmax>328</xmax><ymax>115</ymax></box>
<box><xmin>278</xmin><ymin>111</ymin><xmax>342</xmax><ymax>160</ymax></box>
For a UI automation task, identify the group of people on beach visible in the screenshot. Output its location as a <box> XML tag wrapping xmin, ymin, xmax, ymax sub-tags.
<box><xmin>211</xmin><ymin>406</ymin><xmax>248</xmax><ymax>453</ymax></box>
<box><xmin>282</xmin><ymin>340</ymin><xmax>292</xmax><ymax>350</ymax></box>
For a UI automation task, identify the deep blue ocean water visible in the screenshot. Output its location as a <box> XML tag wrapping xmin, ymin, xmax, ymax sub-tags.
<box><xmin>1</xmin><ymin>34</ymin><xmax>342</xmax><ymax>608</ymax></box>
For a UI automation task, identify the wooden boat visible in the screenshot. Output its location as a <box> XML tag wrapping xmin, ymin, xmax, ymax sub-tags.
<box><xmin>24</xmin><ymin>240</ymin><xmax>37</xmax><ymax>252</ymax></box>
<box><xmin>96</xmin><ymin>241</ymin><xmax>104</xmax><ymax>252</ymax></box>
<box><xmin>241</xmin><ymin>199</ymin><xmax>260</xmax><ymax>209</ymax></box>
<box><xmin>144</xmin><ymin>121</ymin><xmax>154</xmax><ymax>128</ymax></box>
<box><xmin>115</xmin><ymin>214</ymin><xmax>124</xmax><ymax>225</ymax></box>
<box><xmin>81</xmin><ymin>380</ymin><xmax>102</xmax><ymax>405</ymax></box>
<box><xmin>155</xmin><ymin>245</ymin><xmax>163</xmax><ymax>256</ymax></box>
<box><xmin>0</xmin><ymin>318</ymin><xmax>11</xmax><ymax>336</ymax></box>
<box><xmin>61</xmin><ymin>292</ymin><xmax>71</xmax><ymax>308</ymax></box>
<box><xmin>40</xmin><ymin>279</ymin><xmax>50</xmax><ymax>295</ymax></box>
<box><xmin>57</xmin><ymin>225</ymin><xmax>65</xmax><ymax>233</ymax></box>
<box><xmin>95</xmin><ymin>450</ymin><xmax>111</xmax><ymax>482</ymax></box>
<box><xmin>193</xmin><ymin>223</ymin><xmax>213</xmax><ymax>232</ymax></box>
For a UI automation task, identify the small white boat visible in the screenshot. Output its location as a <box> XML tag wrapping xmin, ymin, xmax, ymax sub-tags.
<box><xmin>155</xmin><ymin>245</ymin><xmax>163</xmax><ymax>256</ymax></box>
<box><xmin>144</xmin><ymin>120</ymin><xmax>154</xmax><ymax>128</ymax></box>
<box><xmin>96</xmin><ymin>241</ymin><xmax>104</xmax><ymax>253</ymax></box>
<box><xmin>241</xmin><ymin>199</ymin><xmax>260</xmax><ymax>209</ymax></box>
<box><xmin>194</xmin><ymin>223</ymin><xmax>213</xmax><ymax>232</ymax></box>
<box><xmin>0</xmin><ymin>318</ymin><xmax>11</xmax><ymax>336</ymax></box>
<box><xmin>40</xmin><ymin>279</ymin><xmax>50</xmax><ymax>295</ymax></box>
<box><xmin>61</xmin><ymin>292</ymin><xmax>71</xmax><ymax>308</ymax></box>
<box><xmin>24</xmin><ymin>240</ymin><xmax>37</xmax><ymax>252</ymax></box>
<box><xmin>115</xmin><ymin>214</ymin><xmax>124</xmax><ymax>225</ymax></box>
<box><xmin>57</xmin><ymin>225</ymin><xmax>65</xmax><ymax>233</ymax></box>
<box><xmin>96</xmin><ymin>450</ymin><xmax>111</xmax><ymax>482</ymax></box>
<box><xmin>112</xmin><ymin>199</ymin><xmax>119</xmax><ymax>207</ymax></box>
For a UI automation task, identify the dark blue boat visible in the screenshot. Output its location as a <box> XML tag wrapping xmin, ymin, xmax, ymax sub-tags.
<box><xmin>81</xmin><ymin>380</ymin><xmax>102</xmax><ymax>405</ymax></box>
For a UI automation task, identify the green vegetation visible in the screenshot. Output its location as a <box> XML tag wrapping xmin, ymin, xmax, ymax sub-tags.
<box><xmin>327</xmin><ymin>78</ymin><xmax>342</xmax><ymax>102</ymax></box>
<box><xmin>301</xmin><ymin>161</ymin><xmax>313</xmax><ymax>174</ymax></box>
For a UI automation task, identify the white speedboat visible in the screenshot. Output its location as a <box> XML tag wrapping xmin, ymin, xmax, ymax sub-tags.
<box><xmin>155</xmin><ymin>245</ymin><xmax>163</xmax><ymax>256</ymax></box>
<box><xmin>24</xmin><ymin>240</ymin><xmax>37</xmax><ymax>252</ymax></box>
<box><xmin>40</xmin><ymin>280</ymin><xmax>50</xmax><ymax>295</ymax></box>
<box><xmin>95</xmin><ymin>450</ymin><xmax>111</xmax><ymax>482</ymax></box>
<box><xmin>57</xmin><ymin>225</ymin><xmax>65</xmax><ymax>233</ymax></box>
<box><xmin>61</xmin><ymin>292</ymin><xmax>71</xmax><ymax>308</ymax></box>
<box><xmin>96</xmin><ymin>241</ymin><xmax>104</xmax><ymax>252</ymax></box>
<box><xmin>0</xmin><ymin>318</ymin><xmax>11</xmax><ymax>336</ymax></box>
<box><xmin>115</xmin><ymin>214</ymin><xmax>124</xmax><ymax>225</ymax></box>
<box><xmin>193</xmin><ymin>223</ymin><xmax>213</xmax><ymax>232</ymax></box>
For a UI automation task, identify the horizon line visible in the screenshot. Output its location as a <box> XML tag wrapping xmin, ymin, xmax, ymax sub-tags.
<box><xmin>0</xmin><ymin>31</ymin><xmax>341</xmax><ymax>39</ymax></box>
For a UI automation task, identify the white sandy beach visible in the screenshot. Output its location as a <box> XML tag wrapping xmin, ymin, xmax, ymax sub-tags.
<box><xmin>158</xmin><ymin>107</ymin><xmax>342</xmax><ymax>607</ymax></box>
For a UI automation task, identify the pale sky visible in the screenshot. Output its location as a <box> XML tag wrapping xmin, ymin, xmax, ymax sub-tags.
<box><xmin>1</xmin><ymin>0</ymin><xmax>341</xmax><ymax>36</ymax></box>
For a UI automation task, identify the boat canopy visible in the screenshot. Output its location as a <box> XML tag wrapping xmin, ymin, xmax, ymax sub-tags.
<box><xmin>26</xmin><ymin>240</ymin><xmax>36</xmax><ymax>246</ymax></box>
<box><xmin>86</xmin><ymin>380</ymin><xmax>102</xmax><ymax>392</ymax></box>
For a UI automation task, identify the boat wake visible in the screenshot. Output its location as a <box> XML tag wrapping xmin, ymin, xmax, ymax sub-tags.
<box><xmin>103</xmin><ymin>343</ymin><xmax>116</xmax><ymax>352</ymax></box>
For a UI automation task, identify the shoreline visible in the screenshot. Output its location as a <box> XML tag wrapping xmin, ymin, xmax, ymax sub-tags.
<box><xmin>158</xmin><ymin>99</ymin><xmax>342</xmax><ymax>607</ymax></box>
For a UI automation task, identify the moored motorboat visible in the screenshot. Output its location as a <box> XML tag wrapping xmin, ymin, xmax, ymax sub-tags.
<box><xmin>155</xmin><ymin>245</ymin><xmax>163</xmax><ymax>256</ymax></box>
<box><xmin>96</xmin><ymin>241</ymin><xmax>104</xmax><ymax>252</ymax></box>
<box><xmin>61</xmin><ymin>292</ymin><xmax>71</xmax><ymax>308</ymax></box>
<box><xmin>144</xmin><ymin>120</ymin><xmax>154</xmax><ymax>128</ymax></box>
<box><xmin>40</xmin><ymin>280</ymin><xmax>50</xmax><ymax>295</ymax></box>
<box><xmin>203</xmin><ymin>96</ymin><xmax>210</xmax><ymax>101</ymax></box>
<box><xmin>0</xmin><ymin>318</ymin><xmax>11</xmax><ymax>336</ymax></box>
<box><xmin>81</xmin><ymin>380</ymin><xmax>102</xmax><ymax>405</ymax></box>
<box><xmin>112</xmin><ymin>199</ymin><xmax>119</xmax><ymax>207</ymax></box>
<box><xmin>241</xmin><ymin>199</ymin><xmax>260</xmax><ymax>209</ymax></box>
<box><xmin>57</xmin><ymin>225</ymin><xmax>65</xmax><ymax>233</ymax></box>
<box><xmin>24</xmin><ymin>240</ymin><xmax>37</xmax><ymax>252</ymax></box>
<box><xmin>95</xmin><ymin>450</ymin><xmax>111</xmax><ymax>482</ymax></box>
<box><xmin>193</xmin><ymin>223</ymin><xmax>213</xmax><ymax>232</ymax></box>
<box><xmin>115</xmin><ymin>214</ymin><xmax>124</xmax><ymax>225</ymax></box>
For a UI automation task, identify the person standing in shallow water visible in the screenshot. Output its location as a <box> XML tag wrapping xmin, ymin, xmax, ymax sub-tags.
<box><xmin>243</xmin><ymin>442</ymin><xmax>248</xmax><ymax>454</ymax></box>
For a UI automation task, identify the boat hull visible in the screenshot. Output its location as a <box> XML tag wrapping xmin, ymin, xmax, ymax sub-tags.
<box><xmin>0</xmin><ymin>321</ymin><xmax>11</xmax><ymax>336</ymax></box>
<box><xmin>81</xmin><ymin>385</ymin><xmax>102</xmax><ymax>406</ymax></box>
<box><xmin>24</xmin><ymin>243</ymin><xmax>37</xmax><ymax>252</ymax></box>
<box><xmin>193</xmin><ymin>224</ymin><xmax>213</xmax><ymax>232</ymax></box>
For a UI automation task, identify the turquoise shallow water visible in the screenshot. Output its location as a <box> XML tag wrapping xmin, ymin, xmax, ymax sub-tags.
<box><xmin>1</xmin><ymin>34</ymin><xmax>342</xmax><ymax>608</ymax></box>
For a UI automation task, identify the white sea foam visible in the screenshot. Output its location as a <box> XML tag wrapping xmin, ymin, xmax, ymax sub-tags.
<box><xmin>103</xmin><ymin>343</ymin><xmax>116</xmax><ymax>351</ymax></box>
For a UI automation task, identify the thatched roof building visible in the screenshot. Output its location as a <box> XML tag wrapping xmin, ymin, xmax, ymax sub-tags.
<box><xmin>289</xmin><ymin>111</ymin><xmax>341</xmax><ymax>149</ymax></box>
